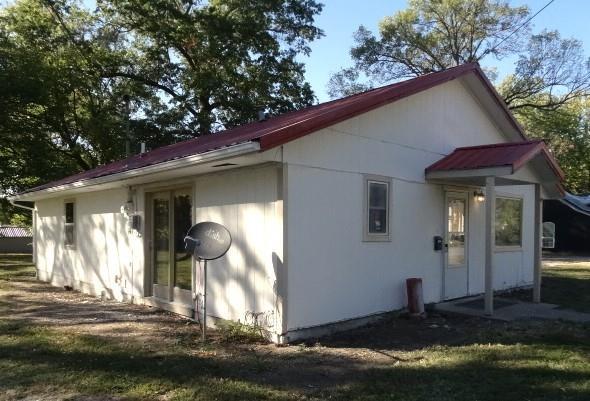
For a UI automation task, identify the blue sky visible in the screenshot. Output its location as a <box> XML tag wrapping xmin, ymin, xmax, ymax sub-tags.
<box><xmin>76</xmin><ymin>0</ymin><xmax>590</xmax><ymax>103</ymax></box>
<box><xmin>302</xmin><ymin>0</ymin><xmax>590</xmax><ymax>102</ymax></box>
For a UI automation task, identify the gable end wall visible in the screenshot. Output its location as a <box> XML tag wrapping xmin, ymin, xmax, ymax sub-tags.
<box><xmin>279</xmin><ymin>79</ymin><xmax>536</xmax><ymax>332</ymax></box>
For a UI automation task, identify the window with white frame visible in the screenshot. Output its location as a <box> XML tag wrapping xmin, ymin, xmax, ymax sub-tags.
<box><xmin>363</xmin><ymin>176</ymin><xmax>391</xmax><ymax>241</ymax></box>
<box><xmin>542</xmin><ymin>222</ymin><xmax>556</xmax><ymax>249</ymax></box>
<box><xmin>495</xmin><ymin>196</ymin><xmax>522</xmax><ymax>247</ymax></box>
<box><xmin>64</xmin><ymin>201</ymin><xmax>75</xmax><ymax>246</ymax></box>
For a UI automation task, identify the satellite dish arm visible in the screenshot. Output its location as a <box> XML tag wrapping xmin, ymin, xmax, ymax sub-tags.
<box><xmin>184</xmin><ymin>236</ymin><xmax>201</xmax><ymax>247</ymax></box>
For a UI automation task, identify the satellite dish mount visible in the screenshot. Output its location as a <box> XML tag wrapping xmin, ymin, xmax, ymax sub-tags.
<box><xmin>184</xmin><ymin>221</ymin><xmax>232</xmax><ymax>342</ymax></box>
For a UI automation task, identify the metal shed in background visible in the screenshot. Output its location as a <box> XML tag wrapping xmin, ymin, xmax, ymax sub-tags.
<box><xmin>0</xmin><ymin>226</ymin><xmax>32</xmax><ymax>254</ymax></box>
<box><xmin>543</xmin><ymin>193</ymin><xmax>590</xmax><ymax>255</ymax></box>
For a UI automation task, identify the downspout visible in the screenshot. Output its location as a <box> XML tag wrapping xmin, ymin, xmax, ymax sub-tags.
<box><xmin>9</xmin><ymin>198</ymin><xmax>36</xmax><ymax>265</ymax></box>
<box><xmin>9</xmin><ymin>198</ymin><xmax>34</xmax><ymax>211</ymax></box>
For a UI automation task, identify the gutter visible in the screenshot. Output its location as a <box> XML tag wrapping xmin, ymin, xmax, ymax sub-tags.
<box><xmin>11</xmin><ymin>141</ymin><xmax>260</xmax><ymax>201</ymax></box>
<box><xmin>9</xmin><ymin>198</ymin><xmax>35</xmax><ymax>211</ymax></box>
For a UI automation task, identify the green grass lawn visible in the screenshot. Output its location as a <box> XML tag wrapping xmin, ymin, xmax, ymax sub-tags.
<box><xmin>1</xmin><ymin>255</ymin><xmax>590</xmax><ymax>401</ymax></box>
<box><xmin>509</xmin><ymin>259</ymin><xmax>590</xmax><ymax>313</ymax></box>
<box><xmin>0</xmin><ymin>254</ymin><xmax>35</xmax><ymax>281</ymax></box>
<box><xmin>541</xmin><ymin>260</ymin><xmax>590</xmax><ymax>313</ymax></box>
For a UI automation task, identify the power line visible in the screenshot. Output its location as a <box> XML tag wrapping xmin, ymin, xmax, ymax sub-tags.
<box><xmin>483</xmin><ymin>0</ymin><xmax>557</xmax><ymax>58</ymax></box>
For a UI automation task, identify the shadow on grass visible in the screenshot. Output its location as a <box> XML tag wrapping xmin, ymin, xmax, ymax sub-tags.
<box><xmin>1</xmin><ymin>256</ymin><xmax>589</xmax><ymax>400</ymax></box>
<box><xmin>0</xmin><ymin>255</ymin><xmax>35</xmax><ymax>280</ymax></box>
<box><xmin>510</xmin><ymin>275</ymin><xmax>590</xmax><ymax>313</ymax></box>
<box><xmin>1</xmin><ymin>315</ymin><xmax>589</xmax><ymax>401</ymax></box>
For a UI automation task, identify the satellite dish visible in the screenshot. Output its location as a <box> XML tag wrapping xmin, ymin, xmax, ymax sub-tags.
<box><xmin>184</xmin><ymin>221</ymin><xmax>232</xmax><ymax>261</ymax></box>
<box><xmin>184</xmin><ymin>221</ymin><xmax>232</xmax><ymax>343</ymax></box>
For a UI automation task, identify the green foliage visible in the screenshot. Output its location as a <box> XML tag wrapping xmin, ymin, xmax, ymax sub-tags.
<box><xmin>328</xmin><ymin>0</ymin><xmax>590</xmax><ymax>114</ymax></box>
<box><xmin>0</xmin><ymin>0</ymin><xmax>139</xmax><ymax>195</ymax></box>
<box><xmin>499</xmin><ymin>30</ymin><xmax>590</xmax><ymax>112</ymax></box>
<box><xmin>515</xmin><ymin>97</ymin><xmax>590</xmax><ymax>193</ymax></box>
<box><xmin>97</xmin><ymin>0</ymin><xmax>323</xmax><ymax>134</ymax></box>
<box><xmin>216</xmin><ymin>319</ymin><xmax>267</xmax><ymax>344</ymax></box>
<box><xmin>8</xmin><ymin>213</ymin><xmax>30</xmax><ymax>227</ymax></box>
<box><xmin>328</xmin><ymin>0</ymin><xmax>590</xmax><ymax>191</ymax></box>
<box><xmin>328</xmin><ymin>0</ymin><xmax>530</xmax><ymax>98</ymax></box>
<box><xmin>0</xmin><ymin>0</ymin><xmax>323</xmax><ymax>222</ymax></box>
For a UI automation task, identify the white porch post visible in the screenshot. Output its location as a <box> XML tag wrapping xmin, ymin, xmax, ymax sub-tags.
<box><xmin>484</xmin><ymin>176</ymin><xmax>495</xmax><ymax>315</ymax></box>
<box><xmin>533</xmin><ymin>184</ymin><xmax>542</xmax><ymax>303</ymax></box>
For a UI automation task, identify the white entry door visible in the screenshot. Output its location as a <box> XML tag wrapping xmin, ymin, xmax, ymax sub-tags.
<box><xmin>443</xmin><ymin>191</ymin><xmax>469</xmax><ymax>299</ymax></box>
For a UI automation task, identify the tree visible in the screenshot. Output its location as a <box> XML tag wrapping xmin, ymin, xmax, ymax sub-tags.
<box><xmin>0</xmin><ymin>0</ymin><xmax>323</xmax><ymax>223</ymax></box>
<box><xmin>499</xmin><ymin>31</ymin><xmax>590</xmax><ymax>111</ymax></box>
<box><xmin>95</xmin><ymin>0</ymin><xmax>324</xmax><ymax>134</ymax></box>
<box><xmin>517</xmin><ymin>97</ymin><xmax>590</xmax><ymax>193</ymax></box>
<box><xmin>328</xmin><ymin>0</ymin><xmax>590</xmax><ymax>113</ymax></box>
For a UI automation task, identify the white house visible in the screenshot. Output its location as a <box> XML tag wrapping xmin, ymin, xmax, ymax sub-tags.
<box><xmin>12</xmin><ymin>63</ymin><xmax>564</xmax><ymax>343</ymax></box>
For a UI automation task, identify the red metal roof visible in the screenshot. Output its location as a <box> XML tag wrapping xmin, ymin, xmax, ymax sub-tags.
<box><xmin>425</xmin><ymin>140</ymin><xmax>565</xmax><ymax>180</ymax></box>
<box><xmin>22</xmin><ymin>62</ymin><xmax>525</xmax><ymax>195</ymax></box>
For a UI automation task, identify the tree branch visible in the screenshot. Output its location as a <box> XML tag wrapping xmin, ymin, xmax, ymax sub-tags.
<box><xmin>102</xmin><ymin>71</ymin><xmax>199</xmax><ymax>118</ymax></box>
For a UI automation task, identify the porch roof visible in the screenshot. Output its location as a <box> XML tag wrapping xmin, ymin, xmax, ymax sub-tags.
<box><xmin>425</xmin><ymin>140</ymin><xmax>565</xmax><ymax>198</ymax></box>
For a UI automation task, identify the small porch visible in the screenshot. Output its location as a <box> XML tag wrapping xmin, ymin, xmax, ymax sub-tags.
<box><xmin>426</xmin><ymin>140</ymin><xmax>565</xmax><ymax>315</ymax></box>
<box><xmin>434</xmin><ymin>294</ymin><xmax>590</xmax><ymax>323</ymax></box>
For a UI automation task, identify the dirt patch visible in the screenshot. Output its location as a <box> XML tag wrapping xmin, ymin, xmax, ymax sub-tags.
<box><xmin>2</xmin><ymin>252</ymin><xmax>590</xmax><ymax>401</ymax></box>
<box><xmin>0</xmin><ymin>276</ymin><xmax>502</xmax><ymax>387</ymax></box>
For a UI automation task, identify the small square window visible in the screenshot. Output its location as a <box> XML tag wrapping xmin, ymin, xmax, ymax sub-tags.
<box><xmin>363</xmin><ymin>176</ymin><xmax>391</xmax><ymax>241</ymax></box>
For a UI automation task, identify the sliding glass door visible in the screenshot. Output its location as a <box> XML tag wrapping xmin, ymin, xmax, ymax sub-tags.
<box><xmin>151</xmin><ymin>188</ymin><xmax>193</xmax><ymax>305</ymax></box>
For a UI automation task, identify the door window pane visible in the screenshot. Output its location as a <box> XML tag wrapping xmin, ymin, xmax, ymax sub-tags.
<box><xmin>174</xmin><ymin>191</ymin><xmax>192</xmax><ymax>290</ymax></box>
<box><xmin>448</xmin><ymin>198</ymin><xmax>465</xmax><ymax>266</ymax></box>
<box><xmin>495</xmin><ymin>197</ymin><xmax>522</xmax><ymax>247</ymax></box>
<box><xmin>153</xmin><ymin>198</ymin><xmax>170</xmax><ymax>285</ymax></box>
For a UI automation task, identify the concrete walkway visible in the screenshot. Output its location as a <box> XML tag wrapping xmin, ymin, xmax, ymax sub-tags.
<box><xmin>434</xmin><ymin>295</ymin><xmax>590</xmax><ymax>323</ymax></box>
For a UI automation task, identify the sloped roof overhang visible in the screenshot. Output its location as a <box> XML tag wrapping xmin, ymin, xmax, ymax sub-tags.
<box><xmin>425</xmin><ymin>140</ymin><xmax>565</xmax><ymax>199</ymax></box>
<box><xmin>15</xmin><ymin>62</ymin><xmax>526</xmax><ymax>200</ymax></box>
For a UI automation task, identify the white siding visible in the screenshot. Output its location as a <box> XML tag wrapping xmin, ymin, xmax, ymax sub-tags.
<box><xmin>280</xmin><ymin>79</ymin><xmax>536</xmax><ymax>331</ymax></box>
<box><xmin>35</xmin><ymin>188</ymin><xmax>140</xmax><ymax>301</ymax></box>
<box><xmin>193</xmin><ymin>165</ymin><xmax>283</xmax><ymax>334</ymax></box>
<box><xmin>32</xmin><ymin>77</ymin><xmax>538</xmax><ymax>339</ymax></box>
<box><xmin>35</xmin><ymin>166</ymin><xmax>284</xmax><ymax>336</ymax></box>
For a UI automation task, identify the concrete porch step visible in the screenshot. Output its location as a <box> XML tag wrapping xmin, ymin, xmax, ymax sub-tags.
<box><xmin>434</xmin><ymin>295</ymin><xmax>590</xmax><ymax>323</ymax></box>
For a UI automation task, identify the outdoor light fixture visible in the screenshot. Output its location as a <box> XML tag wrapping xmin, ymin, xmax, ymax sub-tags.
<box><xmin>122</xmin><ymin>200</ymin><xmax>134</xmax><ymax>215</ymax></box>
<box><xmin>474</xmin><ymin>190</ymin><xmax>485</xmax><ymax>202</ymax></box>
